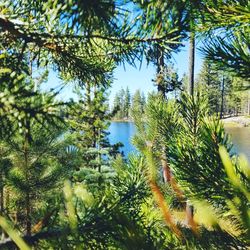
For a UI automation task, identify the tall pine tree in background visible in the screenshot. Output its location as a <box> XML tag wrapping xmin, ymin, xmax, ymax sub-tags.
<box><xmin>124</xmin><ymin>87</ymin><xmax>131</xmax><ymax>119</ymax></box>
<box><xmin>112</xmin><ymin>87</ymin><xmax>145</xmax><ymax>120</ymax></box>
<box><xmin>131</xmin><ymin>90</ymin><xmax>145</xmax><ymax>116</ymax></box>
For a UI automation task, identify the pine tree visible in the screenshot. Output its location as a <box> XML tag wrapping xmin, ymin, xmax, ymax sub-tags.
<box><xmin>119</xmin><ymin>88</ymin><xmax>126</xmax><ymax>118</ymax></box>
<box><xmin>135</xmin><ymin>1</ymin><xmax>189</xmax><ymax>96</ymax></box>
<box><xmin>153</xmin><ymin>64</ymin><xmax>182</xmax><ymax>98</ymax></box>
<box><xmin>197</xmin><ymin>61</ymin><xmax>221</xmax><ymax>114</ymax></box>
<box><xmin>124</xmin><ymin>87</ymin><xmax>131</xmax><ymax>119</ymax></box>
<box><xmin>0</xmin><ymin>120</ymin><xmax>73</xmax><ymax>236</ymax></box>
<box><xmin>112</xmin><ymin>92</ymin><xmax>122</xmax><ymax>119</ymax></box>
<box><xmin>0</xmin><ymin>1</ymin><xmax>249</xmax><ymax>249</ymax></box>
<box><xmin>112</xmin><ymin>87</ymin><xmax>132</xmax><ymax>120</ymax></box>
<box><xmin>131</xmin><ymin>90</ymin><xmax>144</xmax><ymax>115</ymax></box>
<box><xmin>141</xmin><ymin>92</ymin><xmax>146</xmax><ymax>113</ymax></box>
<box><xmin>69</xmin><ymin>82</ymin><xmax>111</xmax><ymax>167</ymax></box>
<box><xmin>197</xmin><ymin>61</ymin><xmax>239</xmax><ymax>117</ymax></box>
<box><xmin>201</xmin><ymin>1</ymin><xmax>250</xmax><ymax>79</ymax></box>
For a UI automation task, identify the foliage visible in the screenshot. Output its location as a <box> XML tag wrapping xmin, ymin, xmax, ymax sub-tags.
<box><xmin>131</xmin><ymin>93</ymin><xmax>249</xmax><ymax>248</ymax></box>
<box><xmin>199</xmin><ymin>1</ymin><xmax>250</xmax><ymax>80</ymax></box>
<box><xmin>0</xmin><ymin>52</ymin><xmax>65</xmax><ymax>139</ymax></box>
<box><xmin>197</xmin><ymin>60</ymin><xmax>250</xmax><ymax>116</ymax></box>
<box><xmin>0</xmin><ymin>0</ymin><xmax>191</xmax><ymax>86</ymax></box>
<box><xmin>21</xmin><ymin>155</ymin><xmax>174</xmax><ymax>249</ymax></box>
<box><xmin>202</xmin><ymin>31</ymin><xmax>250</xmax><ymax>79</ymax></box>
<box><xmin>112</xmin><ymin>87</ymin><xmax>146</xmax><ymax>120</ymax></box>
<box><xmin>0</xmin><ymin>1</ymin><xmax>249</xmax><ymax>249</ymax></box>
<box><xmin>219</xmin><ymin>146</ymin><xmax>250</xmax><ymax>242</ymax></box>
<box><xmin>167</xmin><ymin>93</ymin><xmax>249</xmax><ymax>245</ymax></box>
<box><xmin>153</xmin><ymin>63</ymin><xmax>183</xmax><ymax>98</ymax></box>
<box><xmin>0</xmin><ymin>122</ymin><xmax>73</xmax><ymax>235</ymax></box>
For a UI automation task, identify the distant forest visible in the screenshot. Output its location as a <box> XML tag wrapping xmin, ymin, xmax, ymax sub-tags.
<box><xmin>111</xmin><ymin>62</ymin><xmax>250</xmax><ymax>121</ymax></box>
<box><xmin>111</xmin><ymin>87</ymin><xmax>146</xmax><ymax>120</ymax></box>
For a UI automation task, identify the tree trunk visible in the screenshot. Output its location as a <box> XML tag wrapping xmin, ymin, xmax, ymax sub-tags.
<box><xmin>188</xmin><ymin>32</ymin><xmax>195</xmax><ymax>220</ymax></box>
<box><xmin>161</xmin><ymin>157</ymin><xmax>171</xmax><ymax>183</ymax></box>
<box><xmin>189</xmin><ymin>32</ymin><xmax>195</xmax><ymax>96</ymax></box>
<box><xmin>156</xmin><ymin>45</ymin><xmax>165</xmax><ymax>97</ymax></box>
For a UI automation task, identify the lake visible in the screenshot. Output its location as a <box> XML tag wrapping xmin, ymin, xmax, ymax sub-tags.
<box><xmin>108</xmin><ymin>122</ymin><xmax>250</xmax><ymax>162</ymax></box>
<box><xmin>108</xmin><ymin>122</ymin><xmax>136</xmax><ymax>156</ymax></box>
<box><xmin>225</xmin><ymin>126</ymin><xmax>250</xmax><ymax>161</ymax></box>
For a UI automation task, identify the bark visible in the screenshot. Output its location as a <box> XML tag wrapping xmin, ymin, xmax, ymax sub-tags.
<box><xmin>156</xmin><ymin>45</ymin><xmax>165</xmax><ymax>97</ymax></box>
<box><xmin>187</xmin><ymin>31</ymin><xmax>196</xmax><ymax>221</ymax></box>
<box><xmin>161</xmin><ymin>158</ymin><xmax>171</xmax><ymax>183</ymax></box>
<box><xmin>189</xmin><ymin>32</ymin><xmax>195</xmax><ymax>96</ymax></box>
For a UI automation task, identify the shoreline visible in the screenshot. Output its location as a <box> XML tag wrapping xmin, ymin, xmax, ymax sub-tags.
<box><xmin>111</xmin><ymin>116</ymin><xmax>250</xmax><ymax>127</ymax></box>
<box><xmin>222</xmin><ymin>116</ymin><xmax>250</xmax><ymax>127</ymax></box>
<box><xmin>111</xmin><ymin>119</ymin><xmax>133</xmax><ymax>123</ymax></box>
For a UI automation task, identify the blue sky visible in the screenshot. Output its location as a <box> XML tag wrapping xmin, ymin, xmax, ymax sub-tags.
<box><xmin>111</xmin><ymin>41</ymin><xmax>203</xmax><ymax>103</ymax></box>
<box><xmin>45</xmin><ymin>41</ymin><xmax>204</xmax><ymax>104</ymax></box>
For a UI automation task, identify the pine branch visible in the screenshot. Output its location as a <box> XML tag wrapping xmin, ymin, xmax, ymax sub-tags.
<box><xmin>0</xmin><ymin>15</ymin><xmax>181</xmax><ymax>52</ymax></box>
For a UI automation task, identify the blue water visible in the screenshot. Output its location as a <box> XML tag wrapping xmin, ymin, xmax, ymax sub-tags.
<box><xmin>108</xmin><ymin>122</ymin><xmax>250</xmax><ymax>162</ymax></box>
<box><xmin>108</xmin><ymin>122</ymin><xmax>136</xmax><ymax>156</ymax></box>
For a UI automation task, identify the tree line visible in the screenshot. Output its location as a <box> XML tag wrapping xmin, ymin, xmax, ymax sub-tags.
<box><xmin>111</xmin><ymin>87</ymin><xmax>146</xmax><ymax>120</ymax></box>
<box><xmin>196</xmin><ymin>62</ymin><xmax>250</xmax><ymax>118</ymax></box>
<box><xmin>112</xmin><ymin>62</ymin><xmax>250</xmax><ymax>121</ymax></box>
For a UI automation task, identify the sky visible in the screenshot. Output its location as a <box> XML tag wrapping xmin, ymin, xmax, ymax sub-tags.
<box><xmin>111</xmin><ymin>41</ymin><xmax>204</xmax><ymax>103</ymax></box>
<box><xmin>45</xmin><ymin>41</ymin><xmax>204</xmax><ymax>105</ymax></box>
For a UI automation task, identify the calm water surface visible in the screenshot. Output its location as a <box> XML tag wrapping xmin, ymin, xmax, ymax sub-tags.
<box><xmin>108</xmin><ymin>122</ymin><xmax>250</xmax><ymax>161</ymax></box>
<box><xmin>225</xmin><ymin>126</ymin><xmax>250</xmax><ymax>161</ymax></box>
<box><xmin>108</xmin><ymin>122</ymin><xmax>136</xmax><ymax>156</ymax></box>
